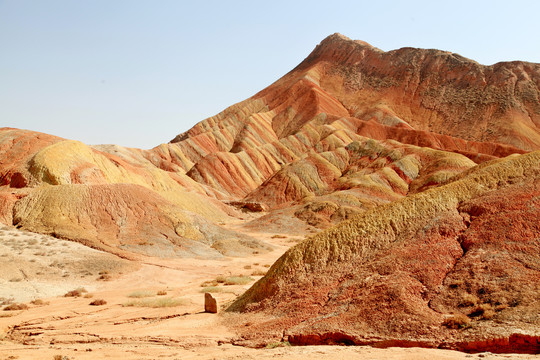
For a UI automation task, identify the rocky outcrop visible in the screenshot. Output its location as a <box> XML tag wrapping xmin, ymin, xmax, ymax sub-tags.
<box><xmin>205</xmin><ymin>293</ymin><xmax>218</xmax><ymax>313</ymax></box>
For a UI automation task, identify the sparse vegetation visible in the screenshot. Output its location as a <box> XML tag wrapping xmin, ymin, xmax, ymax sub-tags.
<box><xmin>89</xmin><ymin>299</ymin><xmax>107</xmax><ymax>306</ymax></box>
<box><xmin>0</xmin><ymin>297</ymin><xmax>15</xmax><ymax>306</ymax></box>
<box><xmin>200</xmin><ymin>280</ymin><xmax>219</xmax><ymax>287</ymax></box>
<box><xmin>127</xmin><ymin>290</ymin><xmax>155</xmax><ymax>298</ymax></box>
<box><xmin>266</xmin><ymin>341</ymin><xmax>291</xmax><ymax>349</ymax></box>
<box><xmin>64</xmin><ymin>287</ymin><xmax>88</xmax><ymax>297</ymax></box>
<box><xmin>30</xmin><ymin>299</ymin><xmax>49</xmax><ymax>306</ymax></box>
<box><xmin>157</xmin><ymin>290</ymin><xmax>167</xmax><ymax>296</ymax></box>
<box><xmin>442</xmin><ymin>314</ymin><xmax>471</xmax><ymax>329</ymax></box>
<box><xmin>251</xmin><ymin>269</ymin><xmax>267</xmax><ymax>276</ymax></box>
<box><xmin>3</xmin><ymin>303</ymin><xmax>29</xmax><ymax>311</ymax></box>
<box><xmin>97</xmin><ymin>273</ymin><xmax>112</xmax><ymax>281</ymax></box>
<box><xmin>224</xmin><ymin>276</ymin><xmax>253</xmax><ymax>285</ymax></box>
<box><xmin>458</xmin><ymin>293</ymin><xmax>479</xmax><ymax>307</ymax></box>
<box><xmin>469</xmin><ymin>303</ymin><xmax>496</xmax><ymax>320</ymax></box>
<box><xmin>200</xmin><ymin>286</ymin><xmax>235</xmax><ymax>294</ymax></box>
<box><xmin>122</xmin><ymin>297</ymin><xmax>188</xmax><ymax>308</ymax></box>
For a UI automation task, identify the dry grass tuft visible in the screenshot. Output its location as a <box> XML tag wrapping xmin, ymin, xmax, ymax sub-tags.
<box><xmin>127</xmin><ymin>290</ymin><xmax>155</xmax><ymax>298</ymax></box>
<box><xmin>224</xmin><ymin>276</ymin><xmax>253</xmax><ymax>285</ymax></box>
<box><xmin>122</xmin><ymin>297</ymin><xmax>188</xmax><ymax>308</ymax></box>
<box><xmin>251</xmin><ymin>269</ymin><xmax>267</xmax><ymax>276</ymax></box>
<box><xmin>200</xmin><ymin>280</ymin><xmax>219</xmax><ymax>287</ymax></box>
<box><xmin>200</xmin><ymin>286</ymin><xmax>235</xmax><ymax>294</ymax></box>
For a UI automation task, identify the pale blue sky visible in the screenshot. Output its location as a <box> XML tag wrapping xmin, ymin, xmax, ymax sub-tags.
<box><xmin>1</xmin><ymin>0</ymin><xmax>539</xmax><ymax>149</ymax></box>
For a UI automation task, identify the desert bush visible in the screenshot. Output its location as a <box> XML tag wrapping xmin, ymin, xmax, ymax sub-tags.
<box><xmin>64</xmin><ymin>287</ymin><xmax>87</xmax><ymax>297</ymax></box>
<box><xmin>89</xmin><ymin>299</ymin><xmax>107</xmax><ymax>306</ymax></box>
<box><xmin>442</xmin><ymin>314</ymin><xmax>471</xmax><ymax>329</ymax></box>
<box><xmin>215</xmin><ymin>275</ymin><xmax>227</xmax><ymax>283</ymax></box>
<box><xmin>3</xmin><ymin>303</ymin><xmax>29</xmax><ymax>311</ymax></box>
<box><xmin>243</xmin><ymin>265</ymin><xmax>252</xmax><ymax>270</ymax></box>
<box><xmin>157</xmin><ymin>290</ymin><xmax>167</xmax><ymax>296</ymax></box>
<box><xmin>251</xmin><ymin>269</ymin><xmax>267</xmax><ymax>276</ymax></box>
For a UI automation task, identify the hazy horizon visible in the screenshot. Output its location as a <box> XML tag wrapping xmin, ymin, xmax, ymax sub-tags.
<box><xmin>2</xmin><ymin>0</ymin><xmax>540</xmax><ymax>149</ymax></box>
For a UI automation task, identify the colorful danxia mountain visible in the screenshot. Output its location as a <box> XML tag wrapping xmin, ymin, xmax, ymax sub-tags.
<box><xmin>1</xmin><ymin>34</ymin><xmax>538</xmax><ymax>354</ymax></box>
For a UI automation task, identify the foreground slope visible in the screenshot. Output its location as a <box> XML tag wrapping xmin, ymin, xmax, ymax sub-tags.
<box><xmin>228</xmin><ymin>151</ymin><xmax>540</xmax><ymax>353</ymax></box>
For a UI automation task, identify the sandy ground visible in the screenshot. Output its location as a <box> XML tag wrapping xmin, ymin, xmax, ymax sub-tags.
<box><xmin>0</xmin><ymin>224</ymin><xmax>536</xmax><ymax>360</ymax></box>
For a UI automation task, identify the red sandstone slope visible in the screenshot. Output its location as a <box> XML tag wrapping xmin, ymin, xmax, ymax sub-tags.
<box><xmin>228</xmin><ymin>151</ymin><xmax>540</xmax><ymax>353</ymax></box>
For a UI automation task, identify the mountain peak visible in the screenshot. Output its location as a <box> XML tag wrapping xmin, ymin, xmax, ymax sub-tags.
<box><xmin>320</xmin><ymin>32</ymin><xmax>376</xmax><ymax>49</ymax></box>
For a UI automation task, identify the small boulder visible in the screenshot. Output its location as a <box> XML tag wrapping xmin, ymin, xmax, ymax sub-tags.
<box><xmin>205</xmin><ymin>293</ymin><xmax>217</xmax><ymax>313</ymax></box>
